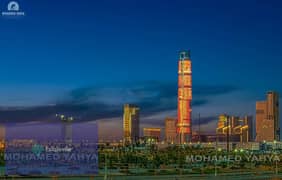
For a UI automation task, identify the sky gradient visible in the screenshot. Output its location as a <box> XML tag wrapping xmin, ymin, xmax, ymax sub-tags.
<box><xmin>0</xmin><ymin>0</ymin><xmax>282</xmax><ymax>139</ymax></box>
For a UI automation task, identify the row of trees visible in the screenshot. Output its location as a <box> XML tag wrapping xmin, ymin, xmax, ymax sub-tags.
<box><xmin>98</xmin><ymin>145</ymin><xmax>282</xmax><ymax>174</ymax></box>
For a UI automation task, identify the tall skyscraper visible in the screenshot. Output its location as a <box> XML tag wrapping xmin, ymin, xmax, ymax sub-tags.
<box><xmin>256</xmin><ymin>91</ymin><xmax>280</xmax><ymax>142</ymax></box>
<box><xmin>177</xmin><ymin>50</ymin><xmax>192</xmax><ymax>144</ymax></box>
<box><xmin>165</xmin><ymin>117</ymin><xmax>177</xmax><ymax>144</ymax></box>
<box><xmin>123</xmin><ymin>104</ymin><xmax>140</xmax><ymax>144</ymax></box>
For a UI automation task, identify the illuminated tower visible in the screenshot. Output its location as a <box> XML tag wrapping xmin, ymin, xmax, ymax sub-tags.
<box><xmin>177</xmin><ymin>50</ymin><xmax>192</xmax><ymax>144</ymax></box>
<box><xmin>123</xmin><ymin>104</ymin><xmax>140</xmax><ymax>145</ymax></box>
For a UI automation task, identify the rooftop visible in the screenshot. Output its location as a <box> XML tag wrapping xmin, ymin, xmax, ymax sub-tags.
<box><xmin>179</xmin><ymin>50</ymin><xmax>191</xmax><ymax>60</ymax></box>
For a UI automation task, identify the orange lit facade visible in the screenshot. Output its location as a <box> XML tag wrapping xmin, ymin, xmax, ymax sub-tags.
<box><xmin>216</xmin><ymin>114</ymin><xmax>253</xmax><ymax>143</ymax></box>
<box><xmin>123</xmin><ymin>104</ymin><xmax>140</xmax><ymax>144</ymax></box>
<box><xmin>143</xmin><ymin>128</ymin><xmax>161</xmax><ymax>142</ymax></box>
<box><xmin>165</xmin><ymin>117</ymin><xmax>177</xmax><ymax>144</ymax></box>
<box><xmin>177</xmin><ymin>51</ymin><xmax>192</xmax><ymax>144</ymax></box>
<box><xmin>0</xmin><ymin>124</ymin><xmax>5</xmax><ymax>150</ymax></box>
<box><xmin>256</xmin><ymin>91</ymin><xmax>280</xmax><ymax>142</ymax></box>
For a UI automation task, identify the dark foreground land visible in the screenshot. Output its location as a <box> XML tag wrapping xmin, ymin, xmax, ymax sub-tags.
<box><xmin>1</xmin><ymin>173</ymin><xmax>282</xmax><ymax>180</ymax></box>
<box><xmin>1</xmin><ymin>145</ymin><xmax>281</xmax><ymax>179</ymax></box>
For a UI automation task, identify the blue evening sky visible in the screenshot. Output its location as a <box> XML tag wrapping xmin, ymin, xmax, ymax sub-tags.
<box><xmin>0</xmin><ymin>0</ymin><xmax>281</xmax><ymax>136</ymax></box>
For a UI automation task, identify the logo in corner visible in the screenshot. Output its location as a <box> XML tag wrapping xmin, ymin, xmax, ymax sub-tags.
<box><xmin>2</xmin><ymin>1</ymin><xmax>25</xmax><ymax>17</ymax></box>
<box><xmin>7</xmin><ymin>1</ymin><xmax>19</xmax><ymax>11</ymax></box>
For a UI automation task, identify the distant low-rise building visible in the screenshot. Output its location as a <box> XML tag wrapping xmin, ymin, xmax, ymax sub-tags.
<box><xmin>143</xmin><ymin>127</ymin><xmax>161</xmax><ymax>142</ymax></box>
<box><xmin>165</xmin><ymin>117</ymin><xmax>177</xmax><ymax>144</ymax></box>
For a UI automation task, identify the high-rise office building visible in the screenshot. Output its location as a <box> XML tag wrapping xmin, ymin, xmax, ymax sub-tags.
<box><xmin>0</xmin><ymin>124</ymin><xmax>5</xmax><ymax>150</ymax></box>
<box><xmin>256</xmin><ymin>101</ymin><xmax>268</xmax><ymax>141</ymax></box>
<box><xmin>256</xmin><ymin>91</ymin><xmax>280</xmax><ymax>142</ymax></box>
<box><xmin>0</xmin><ymin>124</ymin><xmax>5</xmax><ymax>141</ymax></box>
<box><xmin>56</xmin><ymin>114</ymin><xmax>73</xmax><ymax>144</ymax></box>
<box><xmin>242</xmin><ymin>116</ymin><xmax>253</xmax><ymax>142</ymax></box>
<box><xmin>217</xmin><ymin>114</ymin><xmax>253</xmax><ymax>143</ymax></box>
<box><xmin>216</xmin><ymin>114</ymin><xmax>231</xmax><ymax>151</ymax></box>
<box><xmin>58</xmin><ymin>115</ymin><xmax>74</xmax><ymax>144</ymax></box>
<box><xmin>165</xmin><ymin>117</ymin><xmax>177</xmax><ymax>144</ymax></box>
<box><xmin>143</xmin><ymin>128</ymin><xmax>161</xmax><ymax>142</ymax></box>
<box><xmin>177</xmin><ymin>50</ymin><xmax>192</xmax><ymax>144</ymax></box>
<box><xmin>217</xmin><ymin>114</ymin><xmax>227</xmax><ymax>134</ymax></box>
<box><xmin>123</xmin><ymin>104</ymin><xmax>140</xmax><ymax>144</ymax></box>
<box><xmin>62</xmin><ymin>121</ymin><xmax>72</xmax><ymax>144</ymax></box>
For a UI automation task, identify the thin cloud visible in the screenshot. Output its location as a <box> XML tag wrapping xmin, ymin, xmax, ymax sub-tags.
<box><xmin>0</xmin><ymin>81</ymin><xmax>239</xmax><ymax>123</ymax></box>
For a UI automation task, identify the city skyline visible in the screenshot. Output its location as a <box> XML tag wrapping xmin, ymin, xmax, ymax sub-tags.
<box><xmin>1</xmin><ymin>1</ymin><xmax>282</xmax><ymax>179</ymax></box>
<box><xmin>0</xmin><ymin>0</ymin><xmax>282</xmax><ymax>140</ymax></box>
